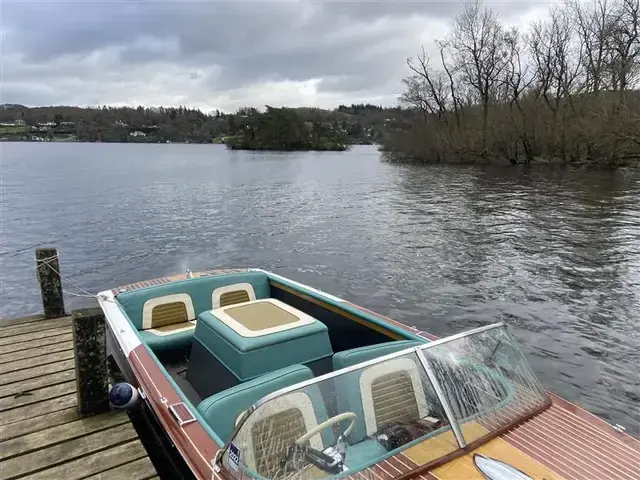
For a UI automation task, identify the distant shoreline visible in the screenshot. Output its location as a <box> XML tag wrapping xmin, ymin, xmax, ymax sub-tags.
<box><xmin>0</xmin><ymin>134</ymin><xmax>372</xmax><ymax>149</ymax></box>
<box><xmin>0</xmin><ymin>138</ymin><xmax>374</xmax><ymax>150</ymax></box>
<box><xmin>0</xmin><ymin>138</ymin><xmax>362</xmax><ymax>149</ymax></box>
<box><xmin>0</xmin><ymin>137</ymin><xmax>212</xmax><ymax>145</ymax></box>
<box><xmin>0</xmin><ymin>103</ymin><xmax>390</xmax><ymax>147</ymax></box>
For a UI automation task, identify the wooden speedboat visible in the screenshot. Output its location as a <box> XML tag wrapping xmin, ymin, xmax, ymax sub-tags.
<box><xmin>98</xmin><ymin>269</ymin><xmax>639</xmax><ymax>480</ymax></box>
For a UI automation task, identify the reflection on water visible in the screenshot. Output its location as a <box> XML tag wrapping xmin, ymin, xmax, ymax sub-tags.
<box><xmin>1</xmin><ymin>143</ymin><xmax>639</xmax><ymax>434</ymax></box>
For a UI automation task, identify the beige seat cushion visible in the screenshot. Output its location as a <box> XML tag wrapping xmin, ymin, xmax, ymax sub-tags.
<box><xmin>211</xmin><ymin>298</ymin><xmax>316</xmax><ymax>338</ymax></box>
<box><xmin>146</xmin><ymin>321</ymin><xmax>196</xmax><ymax>337</ymax></box>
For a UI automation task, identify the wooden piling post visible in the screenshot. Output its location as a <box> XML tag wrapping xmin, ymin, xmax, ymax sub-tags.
<box><xmin>72</xmin><ymin>307</ymin><xmax>110</xmax><ymax>415</ymax></box>
<box><xmin>35</xmin><ymin>247</ymin><xmax>65</xmax><ymax>318</ymax></box>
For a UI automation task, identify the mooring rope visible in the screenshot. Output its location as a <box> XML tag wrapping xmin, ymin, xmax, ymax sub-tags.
<box><xmin>36</xmin><ymin>254</ymin><xmax>100</xmax><ymax>299</ymax></box>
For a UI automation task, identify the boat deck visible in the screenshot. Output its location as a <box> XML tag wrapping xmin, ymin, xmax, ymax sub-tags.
<box><xmin>0</xmin><ymin>315</ymin><xmax>158</xmax><ymax>480</ymax></box>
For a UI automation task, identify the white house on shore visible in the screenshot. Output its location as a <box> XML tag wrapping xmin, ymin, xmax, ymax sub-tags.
<box><xmin>0</xmin><ymin>119</ymin><xmax>26</xmax><ymax>126</ymax></box>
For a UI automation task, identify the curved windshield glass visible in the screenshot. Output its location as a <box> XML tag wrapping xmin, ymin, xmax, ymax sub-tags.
<box><xmin>420</xmin><ymin>325</ymin><xmax>548</xmax><ymax>446</ymax></box>
<box><xmin>221</xmin><ymin>324</ymin><xmax>548</xmax><ymax>480</ymax></box>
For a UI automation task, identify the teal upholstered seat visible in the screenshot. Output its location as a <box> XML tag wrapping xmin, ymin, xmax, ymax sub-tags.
<box><xmin>200</xmin><ymin>364</ymin><xmax>334</xmax><ymax>477</ymax></box>
<box><xmin>333</xmin><ymin>340</ymin><xmax>427</xmax><ymax>443</ymax></box>
<box><xmin>333</xmin><ymin>340</ymin><xmax>423</xmax><ymax>371</ymax></box>
<box><xmin>139</xmin><ymin>328</ymin><xmax>195</xmax><ymax>354</ymax></box>
<box><xmin>193</xmin><ymin>307</ymin><xmax>333</xmax><ymax>382</ymax></box>
<box><xmin>117</xmin><ymin>272</ymin><xmax>271</xmax><ymax>330</ymax></box>
<box><xmin>197</xmin><ymin>364</ymin><xmax>316</xmax><ymax>443</ymax></box>
<box><xmin>116</xmin><ymin>272</ymin><xmax>271</xmax><ymax>354</ymax></box>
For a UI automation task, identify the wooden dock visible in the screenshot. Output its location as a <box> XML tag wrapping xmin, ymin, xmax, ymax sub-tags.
<box><xmin>0</xmin><ymin>314</ymin><xmax>158</xmax><ymax>480</ymax></box>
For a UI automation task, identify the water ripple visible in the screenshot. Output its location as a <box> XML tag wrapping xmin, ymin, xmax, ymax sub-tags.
<box><xmin>1</xmin><ymin>143</ymin><xmax>639</xmax><ymax>434</ymax></box>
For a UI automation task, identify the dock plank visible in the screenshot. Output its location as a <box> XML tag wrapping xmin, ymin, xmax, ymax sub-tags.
<box><xmin>0</xmin><ymin>342</ymin><xmax>73</xmax><ymax>365</ymax></box>
<box><xmin>0</xmin><ymin>314</ymin><xmax>45</xmax><ymax>328</ymax></box>
<box><xmin>0</xmin><ymin>317</ymin><xmax>72</xmax><ymax>337</ymax></box>
<box><xmin>0</xmin><ymin>381</ymin><xmax>76</xmax><ymax>413</ymax></box>
<box><xmin>0</xmin><ymin>357</ymin><xmax>75</xmax><ymax>383</ymax></box>
<box><xmin>0</xmin><ymin>407</ymin><xmax>79</xmax><ymax>440</ymax></box>
<box><xmin>0</xmin><ymin>411</ymin><xmax>129</xmax><ymax>460</ymax></box>
<box><xmin>0</xmin><ymin>369</ymin><xmax>76</xmax><ymax>398</ymax></box>
<box><xmin>0</xmin><ymin>332</ymin><xmax>73</xmax><ymax>355</ymax></box>
<box><xmin>20</xmin><ymin>439</ymin><xmax>149</xmax><ymax>480</ymax></box>
<box><xmin>83</xmin><ymin>456</ymin><xmax>158</xmax><ymax>480</ymax></box>
<box><xmin>0</xmin><ymin>422</ymin><xmax>137</xmax><ymax>479</ymax></box>
<box><xmin>0</xmin><ymin>394</ymin><xmax>77</xmax><ymax>426</ymax></box>
<box><xmin>0</xmin><ymin>314</ymin><xmax>157</xmax><ymax>479</ymax></box>
<box><xmin>0</xmin><ymin>326</ymin><xmax>72</xmax><ymax>346</ymax></box>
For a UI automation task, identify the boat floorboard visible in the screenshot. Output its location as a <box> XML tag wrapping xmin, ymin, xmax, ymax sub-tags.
<box><xmin>0</xmin><ymin>315</ymin><xmax>158</xmax><ymax>480</ymax></box>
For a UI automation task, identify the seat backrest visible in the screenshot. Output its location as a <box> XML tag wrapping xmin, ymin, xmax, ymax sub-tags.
<box><xmin>332</xmin><ymin>340</ymin><xmax>423</xmax><ymax>371</ymax></box>
<box><xmin>117</xmin><ymin>272</ymin><xmax>270</xmax><ymax>330</ymax></box>
<box><xmin>198</xmin><ymin>364</ymin><xmax>330</xmax><ymax>478</ymax></box>
<box><xmin>333</xmin><ymin>340</ymin><xmax>429</xmax><ymax>442</ymax></box>
<box><xmin>140</xmin><ymin>293</ymin><xmax>196</xmax><ymax>330</ymax></box>
<box><xmin>212</xmin><ymin>283</ymin><xmax>257</xmax><ymax>308</ymax></box>
<box><xmin>197</xmin><ymin>364</ymin><xmax>315</xmax><ymax>444</ymax></box>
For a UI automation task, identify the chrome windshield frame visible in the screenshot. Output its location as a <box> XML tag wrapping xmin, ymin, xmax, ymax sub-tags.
<box><xmin>416</xmin><ymin>322</ymin><xmax>505</xmax><ymax>351</ymax></box>
<box><xmin>416</xmin><ymin>349</ymin><xmax>467</xmax><ymax>448</ymax></box>
<box><xmin>216</xmin><ymin>322</ymin><xmax>508</xmax><ymax>467</ymax></box>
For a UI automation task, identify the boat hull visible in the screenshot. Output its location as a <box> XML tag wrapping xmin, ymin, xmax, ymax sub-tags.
<box><xmin>100</xmin><ymin>270</ymin><xmax>640</xmax><ymax>480</ymax></box>
<box><xmin>106</xmin><ymin>321</ymin><xmax>194</xmax><ymax>478</ymax></box>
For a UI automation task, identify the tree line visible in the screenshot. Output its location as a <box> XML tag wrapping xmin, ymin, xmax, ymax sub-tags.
<box><xmin>0</xmin><ymin>103</ymin><xmax>397</xmax><ymax>147</ymax></box>
<box><xmin>382</xmin><ymin>0</ymin><xmax>640</xmax><ymax>166</ymax></box>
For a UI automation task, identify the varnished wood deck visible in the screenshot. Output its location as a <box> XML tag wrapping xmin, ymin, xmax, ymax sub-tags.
<box><xmin>0</xmin><ymin>315</ymin><xmax>158</xmax><ymax>480</ymax></box>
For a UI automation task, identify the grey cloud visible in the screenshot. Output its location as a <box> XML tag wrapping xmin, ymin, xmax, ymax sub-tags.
<box><xmin>2</xmin><ymin>0</ymin><xmax>544</xmax><ymax>110</ymax></box>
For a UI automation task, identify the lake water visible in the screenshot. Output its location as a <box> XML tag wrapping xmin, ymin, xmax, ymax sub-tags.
<box><xmin>1</xmin><ymin>142</ymin><xmax>639</xmax><ymax>434</ymax></box>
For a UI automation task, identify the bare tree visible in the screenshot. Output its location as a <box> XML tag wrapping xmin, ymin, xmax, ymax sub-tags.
<box><xmin>530</xmin><ymin>8</ymin><xmax>582</xmax><ymax>110</ymax></box>
<box><xmin>450</xmin><ymin>0</ymin><xmax>507</xmax><ymax>151</ymax></box>
<box><xmin>438</xmin><ymin>41</ymin><xmax>464</xmax><ymax>128</ymax></box>
<box><xmin>502</xmin><ymin>27</ymin><xmax>535</xmax><ymax>162</ymax></box>
<box><xmin>404</xmin><ymin>48</ymin><xmax>451</xmax><ymax>122</ymax></box>
<box><xmin>572</xmin><ymin>0</ymin><xmax>614</xmax><ymax>94</ymax></box>
<box><xmin>607</xmin><ymin>0</ymin><xmax>640</xmax><ymax>103</ymax></box>
<box><xmin>503</xmin><ymin>28</ymin><xmax>534</xmax><ymax>105</ymax></box>
<box><xmin>399</xmin><ymin>75</ymin><xmax>430</xmax><ymax>122</ymax></box>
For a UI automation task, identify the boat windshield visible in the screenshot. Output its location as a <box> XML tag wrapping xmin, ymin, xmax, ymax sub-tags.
<box><xmin>220</xmin><ymin>324</ymin><xmax>549</xmax><ymax>480</ymax></box>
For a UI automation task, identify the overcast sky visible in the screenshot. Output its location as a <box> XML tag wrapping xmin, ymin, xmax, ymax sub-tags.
<box><xmin>1</xmin><ymin>1</ymin><xmax>551</xmax><ymax>112</ymax></box>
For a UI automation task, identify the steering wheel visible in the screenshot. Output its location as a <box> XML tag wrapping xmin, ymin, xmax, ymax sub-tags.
<box><xmin>295</xmin><ymin>412</ymin><xmax>357</xmax><ymax>445</ymax></box>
